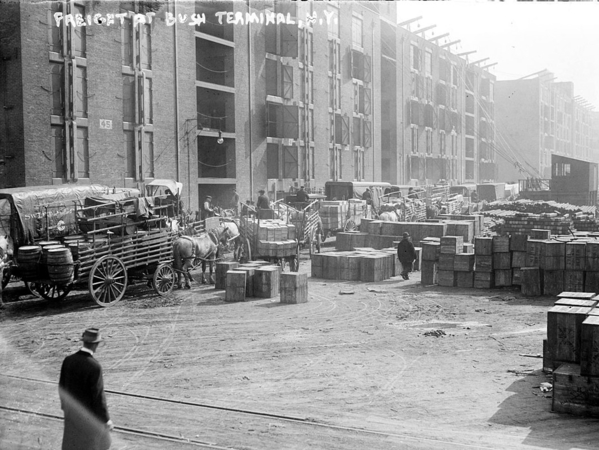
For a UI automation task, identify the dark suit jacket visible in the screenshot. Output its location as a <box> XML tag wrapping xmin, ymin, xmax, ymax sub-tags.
<box><xmin>59</xmin><ymin>350</ymin><xmax>110</xmax><ymax>450</ymax></box>
<box><xmin>397</xmin><ymin>238</ymin><xmax>417</xmax><ymax>264</ymax></box>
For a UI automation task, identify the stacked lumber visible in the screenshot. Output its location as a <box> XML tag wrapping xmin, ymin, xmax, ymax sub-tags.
<box><xmin>483</xmin><ymin>211</ymin><xmax>573</xmax><ymax>236</ymax></box>
<box><xmin>542</xmin><ymin>292</ymin><xmax>599</xmax><ymax>417</ymax></box>
<box><xmin>311</xmin><ymin>249</ymin><xmax>395</xmax><ymax>282</ymax></box>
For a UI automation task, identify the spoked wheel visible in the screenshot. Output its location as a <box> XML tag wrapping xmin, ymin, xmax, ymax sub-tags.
<box><xmin>26</xmin><ymin>281</ymin><xmax>42</xmax><ymax>298</ymax></box>
<box><xmin>152</xmin><ymin>262</ymin><xmax>175</xmax><ymax>296</ymax></box>
<box><xmin>33</xmin><ymin>282</ymin><xmax>73</xmax><ymax>302</ymax></box>
<box><xmin>344</xmin><ymin>219</ymin><xmax>356</xmax><ymax>232</ymax></box>
<box><xmin>89</xmin><ymin>256</ymin><xmax>128</xmax><ymax>307</ymax></box>
<box><xmin>238</xmin><ymin>237</ymin><xmax>252</xmax><ymax>264</ymax></box>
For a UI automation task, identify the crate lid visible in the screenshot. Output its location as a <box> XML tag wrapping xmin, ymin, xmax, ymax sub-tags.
<box><xmin>548</xmin><ymin>305</ymin><xmax>593</xmax><ymax>314</ymax></box>
<box><xmin>583</xmin><ymin>316</ymin><xmax>599</xmax><ymax>326</ymax></box>
<box><xmin>554</xmin><ymin>299</ymin><xmax>597</xmax><ymax>308</ymax></box>
<box><xmin>558</xmin><ymin>291</ymin><xmax>596</xmax><ymax>299</ymax></box>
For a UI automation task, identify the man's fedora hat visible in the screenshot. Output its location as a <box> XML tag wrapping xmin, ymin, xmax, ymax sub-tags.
<box><xmin>81</xmin><ymin>328</ymin><xmax>103</xmax><ymax>343</ymax></box>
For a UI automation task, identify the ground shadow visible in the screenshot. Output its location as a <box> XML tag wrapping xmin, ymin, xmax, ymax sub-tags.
<box><xmin>488</xmin><ymin>369</ymin><xmax>599</xmax><ymax>449</ymax></box>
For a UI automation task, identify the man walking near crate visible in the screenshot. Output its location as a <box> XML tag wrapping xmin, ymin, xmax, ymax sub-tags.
<box><xmin>397</xmin><ymin>232</ymin><xmax>417</xmax><ymax>280</ymax></box>
<box><xmin>59</xmin><ymin>328</ymin><xmax>113</xmax><ymax>450</ymax></box>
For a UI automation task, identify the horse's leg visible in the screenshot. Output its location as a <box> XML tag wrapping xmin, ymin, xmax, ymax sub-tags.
<box><xmin>173</xmin><ymin>243</ymin><xmax>183</xmax><ymax>289</ymax></box>
<box><xmin>209</xmin><ymin>261</ymin><xmax>215</xmax><ymax>285</ymax></box>
<box><xmin>201</xmin><ymin>260</ymin><xmax>207</xmax><ymax>284</ymax></box>
<box><xmin>182</xmin><ymin>258</ymin><xmax>193</xmax><ymax>289</ymax></box>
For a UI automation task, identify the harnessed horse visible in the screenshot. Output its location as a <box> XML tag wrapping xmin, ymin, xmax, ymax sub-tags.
<box><xmin>172</xmin><ymin>225</ymin><xmax>233</xmax><ymax>288</ymax></box>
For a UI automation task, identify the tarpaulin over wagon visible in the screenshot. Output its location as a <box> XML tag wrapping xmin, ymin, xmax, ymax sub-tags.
<box><xmin>83</xmin><ymin>191</ymin><xmax>152</xmax><ymax>220</ymax></box>
<box><xmin>0</xmin><ymin>185</ymin><xmax>133</xmax><ymax>246</ymax></box>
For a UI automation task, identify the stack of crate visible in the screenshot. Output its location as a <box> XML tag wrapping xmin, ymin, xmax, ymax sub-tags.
<box><xmin>493</xmin><ymin>235</ymin><xmax>512</xmax><ymax>287</ymax></box>
<box><xmin>474</xmin><ymin>236</ymin><xmax>494</xmax><ymax>288</ymax></box>
<box><xmin>421</xmin><ymin>240</ymin><xmax>440</xmax><ymax>285</ymax></box>
<box><xmin>437</xmin><ymin>236</ymin><xmax>463</xmax><ymax>287</ymax></box>
<box><xmin>320</xmin><ymin>201</ymin><xmax>348</xmax><ymax>232</ymax></box>
<box><xmin>543</xmin><ymin>292</ymin><xmax>599</xmax><ymax>416</ymax></box>
<box><xmin>311</xmin><ymin>248</ymin><xmax>395</xmax><ymax>282</ymax></box>
<box><xmin>246</xmin><ymin>218</ymin><xmax>297</xmax><ymax>257</ymax></box>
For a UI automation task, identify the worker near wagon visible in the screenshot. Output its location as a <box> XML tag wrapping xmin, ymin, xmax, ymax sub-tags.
<box><xmin>397</xmin><ymin>232</ymin><xmax>417</xmax><ymax>281</ymax></box>
<box><xmin>202</xmin><ymin>195</ymin><xmax>215</xmax><ymax>219</ymax></box>
<box><xmin>59</xmin><ymin>328</ymin><xmax>113</xmax><ymax>450</ymax></box>
<box><xmin>256</xmin><ymin>190</ymin><xmax>270</xmax><ymax>210</ymax></box>
<box><xmin>231</xmin><ymin>188</ymin><xmax>240</xmax><ymax>216</ymax></box>
<box><xmin>408</xmin><ymin>187</ymin><xmax>419</xmax><ymax>200</ymax></box>
<box><xmin>164</xmin><ymin>189</ymin><xmax>183</xmax><ymax>218</ymax></box>
<box><xmin>470</xmin><ymin>190</ymin><xmax>479</xmax><ymax>203</ymax></box>
<box><xmin>362</xmin><ymin>187</ymin><xmax>372</xmax><ymax>205</ymax></box>
<box><xmin>296</xmin><ymin>186</ymin><xmax>310</xmax><ymax>204</ymax></box>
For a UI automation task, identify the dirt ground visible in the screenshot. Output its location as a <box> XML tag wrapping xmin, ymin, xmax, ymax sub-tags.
<box><xmin>2</xmin><ymin>244</ymin><xmax>599</xmax><ymax>450</ymax></box>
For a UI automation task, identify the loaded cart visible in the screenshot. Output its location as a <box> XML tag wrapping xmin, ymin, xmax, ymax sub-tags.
<box><xmin>237</xmin><ymin>215</ymin><xmax>299</xmax><ymax>271</ymax></box>
<box><xmin>277</xmin><ymin>200</ymin><xmax>322</xmax><ymax>256</ymax></box>
<box><xmin>14</xmin><ymin>196</ymin><xmax>178</xmax><ymax>307</ymax></box>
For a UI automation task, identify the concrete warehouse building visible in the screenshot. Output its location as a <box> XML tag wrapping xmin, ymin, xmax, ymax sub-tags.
<box><xmin>0</xmin><ymin>0</ymin><xmax>497</xmax><ymax>211</ymax></box>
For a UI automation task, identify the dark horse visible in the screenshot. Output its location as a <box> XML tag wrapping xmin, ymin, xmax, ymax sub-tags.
<box><xmin>172</xmin><ymin>225</ymin><xmax>232</xmax><ymax>289</ymax></box>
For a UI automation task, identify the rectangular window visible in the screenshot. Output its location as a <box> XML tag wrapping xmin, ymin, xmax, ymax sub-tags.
<box><xmin>282</xmin><ymin>65</ymin><xmax>293</xmax><ymax>99</ymax></box>
<box><xmin>122</xmin><ymin>18</ymin><xmax>133</xmax><ymax>66</ymax></box>
<box><xmin>50</xmin><ymin>63</ymin><xmax>64</xmax><ymax>116</ymax></box>
<box><xmin>452</xmin><ymin>133</ymin><xmax>457</xmax><ymax>156</ymax></box>
<box><xmin>440</xmin><ymin>132</ymin><xmax>446</xmax><ymax>155</ymax></box>
<box><xmin>123</xmin><ymin>75</ymin><xmax>135</xmax><ymax>123</ymax></box>
<box><xmin>411</xmin><ymin>127</ymin><xmax>418</xmax><ymax>154</ymax></box>
<box><xmin>283</xmin><ymin>146</ymin><xmax>298</xmax><ymax>178</ymax></box>
<box><xmin>452</xmin><ymin>65</ymin><xmax>459</xmax><ymax>87</ymax></box>
<box><xmin>465</xmin><ymin>94</ymin><xmax>474</xmax><ymax>114</ymax></box>
<box><xmin>140</xmin><ymin>23</ymin><xmax>152</xmax><ymax>70</ymax></box>
<box><xmin>74</xmin><ymin>66</ymin><xmax>88</xmax><ymax>118</ymax></box>
<box><xmin>352</xmin><ymin>50</ymin><xmax>364</xmax><ymax>81</ymax></box>
<box><xmin>425</xmin><ymin>51</ymin><xmax>432</xmax><ymax>77</ymax></box>
<box><xmin>439</xmin><ymin>59</ymin><xmax>449</xmax><ymax>82</ymax></box>
<box><xmin>143</xmin><ymin>77</ymin><xmax>153</xmax><ymax>124</ymax></box>
<box><xmin>72</xmin><ymin>4</ymin><xmax>86</xmax><ymax>57</ymax></box>
<box><xmin>426</xmin><ymin>129</ymin><xmax>432</xmax><ymax>154</ymax></box>
<box><xmin>465</xmin><ymin>137</ymin><xmax>475</xmax><ymax>158</ymax></box>
<box><xmin>353</xmin><ymin>117</ymin><xmax>362</xmax><ymax>147</ymax></box>
<box><xmin>352</xmin><ymin>16</ymin><xmax>363</xmax><ymax>47</ymax></box>
<box><xmin>267</xmin><ymin>144</ymin><xmax>279</xmax><ymax>179</ymax></box>
<box><xmin>124</xmin><ymin>130</ymin><xmax>135</xmax><ymax>178</ymax></box>
<box><xmin>466</xmin><ymin>70</ymin><xmax>475</xmax><ymax>92</ymax></box>
<box><xmin>411</xmin><ymin>44</ymin><xmax>420</xmax><ymax>71</ymax></box>
<box><xmin>328</xmin><ymin>6</ymin><xmax>339</xmax><ymax>38</ymax></box>
<box><xmin>465</xmin><ymin>115</ymin><xmax>475</xmax><ymax>136</ymax></box>
<box><xmin>143</xmin><ymin>132</ymin><xmax>154</xmax><ymax>178</ymax></box>
<box><xmin>329</xmin><ymin>77</ymin><xmax>335</xmax><ymax>109</ymax></box>
<box><xmin>49</xmin><ymin>2</ymin><xmax>63</xmax><ymax>54</ymax></box>
<box><xmin>465</xmin><ymin>160</ymin><xmax>474</xmax><ymax>181</ymax></box>
<box><xmin>266</xmin><ymin>59</ymin><xmax>278</xmax><ymax>97</ymax></box>
<box><xmin>328</xmin><ymin>40</ymin><xmax>335</xmax><ymax>73</ymax></box>
<box><xmin>76</xmin><ymin>127</ymin><xmax>89</xmax><ymax>179</ymax></box>
<box><xmin>51</xmin><ymin>125</ymin><xmax>65</xmax><ymax>178</ymax></box>
<box><xmin>330</xmin><ymin>148</ymin><xmax>335</xmax><ymax>180</ymax></box>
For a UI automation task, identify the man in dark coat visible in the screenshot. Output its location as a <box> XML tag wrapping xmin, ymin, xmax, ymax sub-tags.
<box><xmin>362</xmin><ymin>188</ymin><xmax>372</xmax><ymax>204</ymax></box>
<box><xmin>59</xmin><ymin>328</ymin><xmax>113</xmax><ymax>450</ymax></box>
<box><xmin>397</xmin><ymin>232</ymin><xmax>417</xmax><ymax>280</ymax></box>
<box><xmin>295</xmin><ymin>186</ymin><xmax>310</xmax><ymax>203</ymax></box>
<box><xmin>256</xmin><ymin>190</ymin><xmax>270</xmax><ymax>210</ymax></box>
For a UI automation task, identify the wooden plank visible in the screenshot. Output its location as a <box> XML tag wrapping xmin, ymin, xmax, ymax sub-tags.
<box><xmin>558</xmin><ymin>292</ymin><xmax>597</xmax><ymax>300</ymax></box>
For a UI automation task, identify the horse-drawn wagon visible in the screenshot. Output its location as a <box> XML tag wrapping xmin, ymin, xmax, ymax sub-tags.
<box><xmin>272</xmin><ymin>200</ymin><xmax>322</xmax><ymax>255</ymax></box>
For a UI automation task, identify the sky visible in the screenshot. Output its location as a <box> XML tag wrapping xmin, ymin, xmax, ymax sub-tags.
<box><xmin>394</xmin><ymin>1</ymin><xmax>599</xmax><ymax>109</ymax></box>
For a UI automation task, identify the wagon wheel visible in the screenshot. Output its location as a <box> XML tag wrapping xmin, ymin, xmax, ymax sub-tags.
<box><xmin>33</xmin><ymin>282</ymin><xmax>73</xmax><ymax>302</ymax></box>
<box><xmin>1</xmin><ymin>265</ymin><xmax>12</xmax><ymax>290</ymax></box>
<box><xmin>25</xmin><ymin>281</ymin><xmax>42</xmax><ymax>298</ymax></box>
<box><xmin>344</xmin><ymin>219</ymin><xmax>356</xmax><ymax>232</ymax></box>
<box><xmin>88</xmin><ymin>256</ymin><xmax>128</xmax><ymax>307</ymax></box>
<box><xmin>152</xmin><ymin>262</ymin><xmax>175</xmax><ymax>296</ymax></box>
<box><xmin>238</xmin><ymin>237</ymin><xmax>252</xmax><ymax>264</ymax></box>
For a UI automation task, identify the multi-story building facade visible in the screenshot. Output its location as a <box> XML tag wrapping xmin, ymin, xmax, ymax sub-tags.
<box><xmin>495</xmin><ymin>74</ymin><xmax>594</xmax><ymax>183</ymax></box>
<box><xmin>1</xmin><ymin>0</ymin><xmax>497</xmax><ymax>211</ymax></box>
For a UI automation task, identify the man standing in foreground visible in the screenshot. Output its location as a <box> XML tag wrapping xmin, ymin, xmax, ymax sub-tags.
<box><xmin>59</xmin><ymin>328</ymin><xmax>113</xmax><ymax>450</ymax></box>
<box><xmin>397</xmin><ymin>232</ymin><xmax>417</xmax><ymax>280</ymax></box>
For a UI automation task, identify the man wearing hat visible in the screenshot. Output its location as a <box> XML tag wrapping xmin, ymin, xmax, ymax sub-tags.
<box><xmin>256</xmin><ymin>189</ymin><xmax>270</xmax><ymax>210</ymax></box>
<box><xmin>202</xmin><ymin>195</ymin><xmax>215</xmax><ymax>219</ymax></box>
<box><xmin>397</xmin><ymin>232</ymin><xmax>417</xmax><ymax>280</ymax></box>
<box><xmin>59</xmin><ymin>328</ymin><xmax>113</xmax><ymax>450</ymax></box>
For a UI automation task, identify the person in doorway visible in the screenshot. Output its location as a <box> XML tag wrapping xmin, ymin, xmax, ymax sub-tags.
<box><xmin>397</xmin><ymin>232</ymin><xmax>417</xmax><ymax>280</ymax></box>
<box><xmin>296</xmin><ymin>186</ymin><xmax>310</xmax><ymax>203</ymax></box>
<box><xmin>256</xmin><ymin>190</ymin><xmax>270</xmax><ymax>210</ymax></box>
<box><xmin>202</xmin><ymin>195</ymin><xmax>215</xmax><ymax>219</ymax></box>
<box><xmin>59</xmin><ymin>328</ymin><xmax>113</xmax><ymax>450</ymax></box>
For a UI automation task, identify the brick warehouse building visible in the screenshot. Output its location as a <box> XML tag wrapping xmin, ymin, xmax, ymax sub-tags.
<box><xmin>0</xmin><ymin>0</ymin><xmax>496</xmax><ymax>211</ymax></box>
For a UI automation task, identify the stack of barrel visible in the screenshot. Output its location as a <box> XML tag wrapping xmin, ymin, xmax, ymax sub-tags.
<box><xmin>545</xmin><ymin>292</ymin><xmax>599</xmax><ymax>416</ymax></box>
<box><xmin>217</xmin><ymin>261</ymin><xmax>308</xmax><ymax>304</ymax></box>
<box><xmin>16</xmin><ymin>241</ymin><xmax>75</xmax><ymax>285</ymax></box>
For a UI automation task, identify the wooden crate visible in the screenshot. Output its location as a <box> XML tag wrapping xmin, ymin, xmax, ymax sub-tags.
<box><xmin>564</xmin><ymin>271</ymin><xmax>585</xmax><ymax>292</ymax></box>
<box><xmin>512</xmin><ymin>268</ymin><xmax>522</xmax><ymax>285</ymax></box>
<box><xmin>555</xmin><ymin>299</ymin><xmax>598</xmax><ymax>308</ymax></box>
<box><xmin>566</xmin><ymin>242</ymin><xmax>587</xmax><ymax>271</ymax></box>
<box><xmin>521</xmin><ymin>267</ymin><xmax>542</xmax><ymax>296</ymax></box>
<box><xmin>311</xmin><ymin>254</ymin><xmax>324</xmax><ymax>278</ymax></box>
<box><xmin>421</xmin><ymin>261</ymin><xmax>438</xmax><ymax>286</ymax></box>
<box><xmin>543</xmin><ymin>270</ymin><xmax>565</xmax><ymax>296</ymax></box>
<box><xmin>558</xmin><ymin>292</ymin><xmax>597</xmax><ymax>300</ymax></box>
<box><xmin>474</xmin><ymin>237</ymin><xmax>493</xmax><ymax>256</ymax></box>
<box><xmin>531</xmin><ymin>229</ymin><xmax>551</xmax><ymax>240</ymax></box>
<box><xmin>553</xmin><ymin>363</ymin><xmax>599</xmax><ymax>417</ymax></box>
<box><xmin>367</xmin><ymin>220</ymin><xmax>383</xmax><ymax>235</ymax></box>
<box><xmin>544</xmin><ymin>240</ymin><xmax>566</xmax><ymax>257</ymax></box>
<box><xmin>360</xmin><ymin>255</ymin><xmax>387</xmax><ymax>282</ymax></box>
<box><xmin>439</xmin><ymin>254</ymin><xmax>455</xmax><ymax>271</ymax></box>
<box><xmin>225</xmin><ymin>271</ymin><xmax>246</xmax><ymax>302</ymax></box>
<box><xmin>526</xmin><ymin>240</ymin><xmax>546</xmax><ymax>267</ymax></box>
<box><xmin>215</xmin><ymin>261</ymin><xmax>239</xmax><ymax>290</ymax></box>
<box><xmin>323</xmin><ymin>254</ymin><xmax>341</xmax><ymax>280</ymax></box>
<box><xmin>456</xmin><ymin>271</ymin><xmax>474</xmax><ymax>288</ymax></box>
<box><xmin>438</xmin><ymin>270</ymin><xmax>456</xmax><ymax>287</ymax></box>
<box><xmin>440</xmin><ymin>236</ymin><xmax>463</xmax><ymax>255</ymax></box>
<box><xmin>454</xmin><ymin>253</ymin><xmax>475</xmax><ymax>272</ymax></box>
<box><xmin>254</xmin><ymin>267</ymin><xmax>280</xmax><ymax>299</ymax></box>
<box><xmin>475</xmin><ymin>255</ymin><xmax>493</xmax><ymax>272</ymax></box>
<box><xmin>543</xmin><ymin>256</ymin><xmax>565</xmax><ymax>271</ymax></box>
<box><xmin>543</xmin><ymin>339</ymin><xmax>551</xmax><ymax>372</ymax></box>
<box><xmin>492</xmin><ymin>235</ymin><xmax>510</xmax><ymax>253</ymax></box>
<box><xmin>421</xmin><ymin>242</ymin><xmax>440</xmax><ymax>261</ymax></box>
<box><xmin>474</xmin><ymin>271</ymin><xmax>494</xmax><ymax>289</ymax></box>
<box><xmin>586</xmin><ymin>242</ymin><xmax>599</xmax><ymax>271</ymax></box>
<box><xmin>510</xmin><ymin>234</ymin><xmax>529</xmax><ymax>252</ymax></box>
<box><xmin>495</xmin><ymin>269</ymin><xmax>512</xmax><ymax>287</ymax></box>
<box><xmin>338</xmin><ymin>254</ymin><xmax>362</xmax><ymax>281</ymax></box>
<box><xmin>493</xmin><ymin>252</ymin><xmax>512</xmax><ymax>270</ymax></box>
<box><xmin>547</xmin><ymin>305</ymin><xmax>593</xmax><ymax>364</ymax></box>
<box><xmin>586</xmin><ymin>271</ymin><xmax>599</xmax><ymax>292</ymax></box>
<box><xmin>511</xmin><ymin>251</ymin><xmax>527</xmax><ymax>268</ymax></box>
<box><xmin>236</xmin><ymin>267</ymin><xmax>256</xmax><ymax>298</ymax></box>
<box><xmin>581</xmin><ymin>316</ymin><xmax>599</xmax><ymax>376</ymax></box>
<box><xmin>280</xmin><ymin>272</ymin><xmax>308</xmax><ymax>304</ymax></box>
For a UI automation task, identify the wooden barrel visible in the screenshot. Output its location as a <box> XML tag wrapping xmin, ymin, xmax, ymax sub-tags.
<box><xmin>47</xmin><ymin>247</ymin><xmax>74</xmax><ymax>284</ymax></box>
<box><xmin>17</xmin><ymin>246</ymin><xmax>42</xmax><ymax>281</ymax></box>
<box><xmin>38</xmin><ymin>240</ymin><xmax>60</xmax><ymax>247</ymax></box>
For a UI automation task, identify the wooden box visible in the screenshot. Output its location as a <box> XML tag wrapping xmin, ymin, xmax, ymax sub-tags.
<box><xmin>323</xmin><ymin>254</ymin><xmax>341</xmax><ymax>280</ymax></box>
<box><xmin>543</xmin><ymin>256</ymin><xmax>565</xmax><ymax>271</ymax></box>
<box><xmin>512</xmin><ymin>268</ymin><xmax>522</xmax><ymax>286</ymax></box>
<box><xmin>280</xmin><ymin>272</ymin><xmax>308</xmax><ymax>304</ymax></box>
<box><xmin>474</xmin><ymin>237</ymin><xmax>493</xmax><ymax>256</ymax></box>
<box><xmin>474</xmin><ymin>271</ymin><xmax>494</xmax><ymax>289</ymax></box>
<box><xmin>585</xmin><ymin>271</ymin><xmax>599</xmax><ymax>292</ymax></box>
<box><xmin>367</xmin><ymin>221</ymin><xmax>383</xmax><ymax>235</ymax></box>
<box><xmin>236</xmin><ymin>267</ymin><xmax>256</xmax><ymax>298</ymax></box>
<box><xmin>438</xmin><ymin>254</ymin><xmax>455</xmax><ymax>271</ymax></box>
<box><xmin>254</xmin><ymin>267</ymin><xmax>280</xmax><ymax>298</ymax></box>
<box><xmin>360</xmin><ymin>255</ymin><xmax>387</xmax><ymax>282</ymax></box>
<box><xmin>338</xmin><ymin>254</ymin><xmax>362</xmax><ymax>281</ymax></box>
<box><xmin>421</xmin><ymin>261</ymin><xmax>438</xmax><ymax>286</ymax></box>
<box><xmin>493</xmin><ymin>252</ymin><xmax>512</xmax><ymax>270</ymax></box>
<box><xmin>225</xmin><ymin>271</ymin><xmax>246</xmax><ymax>302</ymax></box>
<box><xmin>311</xmin><ymin>254</ymin><xmax>324</xmax><ymax>278</ymax></box>
<box><xmin>555</xmin><ymin>299</ymin><xmax>597</xmax><ymax>308</ymax></box>
<box><xmin>566</xmin><ymin>242</ymin><xmax>587</xmax><ymax>271</ymax></box>
<box><xmin>438</xmin><ymin>270</ymin><xmax>456</xmax><ymax>287</ymax></box>
<box><xmin>547</xmin><ymin>305</ymin><xmax>593</xmax><ymax>364</ymax></box>
<box><xmin>526</xmin><ymin>240</ymin><xmax>546</xmax><ymax>267</ymax></box>
<box><xmin>543</xmin><ymin>270</ymin><xmax>565</xmax><ymax>296</ymax></box>
<box><xmin>463</xmin><ymin>243</ymin><xmax>474</xmax><ymax>254</ymax></box>
<box><xmin>421</xmin><ymin>242</ymin><xmax>440</xmax><ymax>261</ymax></box>
<box><xmin>510</xmin><ymin>234</ymin><xmax>529</xmax><ymax>252</ymax></box>
<box><xmin>557</xmin><ymin>292</ymin><xmax>597</xmax><ymax>300</ymax></box>
<box><xmin>454</xmin><ymin>253</ymin><xmax>475</xmax><ymax>272</ymax></box>
<box><xmin>511</xmin><ymin>251</ymin><xmax>527</xmax><ymax>268</ymax></box>
<box><xmin>553</xmin><ymin>363</ymin><xmax>599</xmax><ymax>417</ymax></box>
<box><xmin>581</xmin><ymin>316</ymin><xmax>599</xmax><ymax>376</ymax></box>
<box><xmin>564</xmin><ymin>271</ymin><xmax>585</xmax><ymax>292</ymax></box>
<box><xmin>586</xmin><ymin>242</ymin><xmax>599</xmax><ymax>271</ymax></box>
<box><xmin>531</xmin><ymin>229</ymin><xmax>551</xmax><ymax>240</ymax></box>
<box><xmin>521</xmin><ymin>267</ymin><xmax>542</xmax><ymax>297</ymax></box>
<box><xmin>456</xmin><ymin>271</ymin><xmax>474</xmax><ymax>288</ymax></box>
<box><xmin>494</xmin><ymin>269</ymin><xmax>512</xmax><ymax>287</ymax></box>
<box><xmin>440</xmin><ymin>236</ymin><xmax>464</xmax><ymax>255</ymax></box>
<box><xmin>215</xmin><ymin>261</ymin><xmax>239</xmax><ymax>290</ymax></box>
<box><xmin>475</xmin><ymin>255</ymin><xmax>493</xmax><ymax>272</ymax></box>
<box><xmin>544</xmin><ymin>240</ymin><xmax>566</xmax><ymax>257</ymax></box>
<box><xmin>492</xmin><ymin>235</ymin><xmax>510</xmax><ymax>253</ymax></box>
